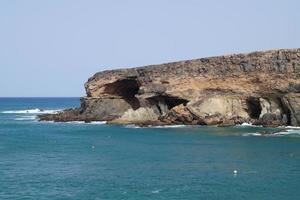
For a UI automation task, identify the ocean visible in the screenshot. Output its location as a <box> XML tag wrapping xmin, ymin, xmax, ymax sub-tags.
<box><xmin>0</xmin><ymin>98</ymin><xmax>299</xmax><ymax>200</ymax></box>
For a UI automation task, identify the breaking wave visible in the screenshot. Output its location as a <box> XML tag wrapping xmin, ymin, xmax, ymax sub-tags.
<box><xmin>237</xmin><ymin>123</ymin><xmax>262</xmax><ymax>127</ymax></box>
<box><xmin>125</xmin><ymin>124</ymin><xmax>188</xmax><ymax>129</ymax></box>
<box><xmin>151</xmin><ymin>189</ymin><xmax>161</xmax><ymax>194</ymax></box>
<box><xmin>273</xmin><ymin>129</ymin><xmax>300</xmax><ymax>136</ymax></box>
<box><xmin>44</xmin><ymin>121</ymin><xmax>107</xmax><ymax>125</ymax></box>
<box><xmin>1</xmin><ymin>108</ymin><xmax>62</xmax><ymax>114</ymax></box>
<box><xmin>151</xmin><ymin>125</ymin><xmax>187</xmax><ymax>128</ymax></box>
<box><xmin>282</xmin><ymin>126</ymin><xmax>300</xmax><ymax>129</ymax></box>
<box><xmin>242</xmin><ymin>132</ymin><xmax>262</xmax><ymax>136</ymax></box>
<box><xmin>14</xmin><ymin>116</ymin><xmax>37</xmax><ymax>121</ymax></box>
<box><xmin>65</xmin><ymin>121</ymin><xmax>86</xmax><ymax>124</ymax></box>
<box><xmin>90</xmin><ymin>121</ymin><xmax>107</xmax><ymax>124</ymax></box>
<box><xmin>125</xmin><ymin>124</ymin><xmax>141</xmax><ymax>129</ymax></box>
<box><xmin>65</xmin><ymin>121</ymin><xmax>107</xmax><ymax>124</ymax></box>
<box><xmin>243</xmin><ymin>129</ymin><xmax>300</xmax><ymax>137</ymax></box>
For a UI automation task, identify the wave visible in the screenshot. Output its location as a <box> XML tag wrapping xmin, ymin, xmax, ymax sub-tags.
<box><xmin>243</xmin><ymin>129</ymin><xmax>300</xmax><ymax>137</ymax></box>
<box><xmin>65</xmin><ymin>121</ymin><xmax>85</xmax><ymax>124</ymax></box>
<box><xmin>151</xmin><ymin>125</ymin><xmax>187</xmax><ymax>128</ymax></box>
<box><xmin>151</xmin><ymin>189</ymin><xmax>161</xmax><ymax>194</ymax></box>
<box><xmin>273</xmin><ymin>129</ymin><xmax>300</xmax><ymax>136</ymax></box>
<box><xmin>125</xmin><ymin>124</ymin><xmax>141</xmax><ymax>129</ymax></box>
<box><xmin>242</xmin><ymin>132</ymin><xmax>262</xmax><ymax>136</ymax></box>
<box><xmin>45</xmin><ymin>121</ymin><xmax>107</xmax><ymax>125</ymax></box>
<box><xmin>14</xmin><ymin>116</ymin><xmax>37</xmax><ymax>121</ymax></box>
<box><xmin>280</xmin><ymin>126</ymin><xmax>300</xmax><ymax>129</ymax></box>
<box><xmin>66</xmin><ymin>121</ymin><xmax>107</xmax><ymax>124</ymax></box>
<box><xmin>39</xmin><ymin>120</ymin><xmax>108</xmax><ymax>125</ymax></box>
<box><xmin>239</xmin><ymin>122</ymin><xmax>253</xmax><ymax>126</ymax></box>
<box><xmin>237</xmin><ymin>123</ymin><xmax>262</xmax><ymax>127</ymax></box>
<box><xmin>125</xmin><ymin>124</ymin><xmax>188</xmax><ymax>129</ymax></box>
<box><xmin>1</xmin><ymin>108</ymin><xmax>62</xmax><ymax>114</ymax></box>
<box><xmin>90</xmin><ymin>121</ymin><xmax>107</xmax><ymax>124</ymax></box>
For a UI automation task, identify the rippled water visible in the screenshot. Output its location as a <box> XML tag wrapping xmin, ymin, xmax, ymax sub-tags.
<box><xmin>0</xmin><ymin>98</ymin><xmax>299</xmax><ymax>200</ymax></box>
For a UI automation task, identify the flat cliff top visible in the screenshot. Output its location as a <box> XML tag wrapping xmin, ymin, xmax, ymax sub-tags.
<box><xmin>90</xmin><ymin>48</ymin><xmax>300</xmax><ymax>79</ymax></box>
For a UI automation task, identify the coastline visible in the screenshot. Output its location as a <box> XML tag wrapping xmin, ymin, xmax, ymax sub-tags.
<box><xmin>39</xmin><ymin>48</ymin><xmax>300</xmax><ymax>127</ymax></box>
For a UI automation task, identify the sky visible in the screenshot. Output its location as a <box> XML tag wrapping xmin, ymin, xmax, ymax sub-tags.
<box><xmin>0</xmin><ymin>0</ymin><xmax>299</xmax><ymax>97</ymax></box>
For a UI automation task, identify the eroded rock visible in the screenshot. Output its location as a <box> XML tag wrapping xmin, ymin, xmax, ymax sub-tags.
<box><xmin>39</xmin><ymin>48</ymin><xmax>300</xmax><ymax>126</ymax></box>
<box><xmin>282</xmin><ymin>93</ymin><xmax>300</xmax><ymax>126</ymax></box>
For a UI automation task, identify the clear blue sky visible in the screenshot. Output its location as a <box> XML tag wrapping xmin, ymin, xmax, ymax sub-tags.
<box><xmin>1</xmin><ymin>0</ymin><xmax>299</xmax><ymax>97</ymax></box>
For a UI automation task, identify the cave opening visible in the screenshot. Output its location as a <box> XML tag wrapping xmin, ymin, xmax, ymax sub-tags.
<box><xmin>280</xmin><ymin>97</ymin><xmax>292</xmax><ymax>125</ymax></box>
<box><xmin>246</xmin><ymin>97</ymin><xmax>262</xmax><ymax>119</ymax></box>
<box><xmin>164</xmin><ymin>96</ymin><xmax>189</xmax><ymax>109</ymax></box>
<box><xmin>148</xmin><ymin>95</ymin><xmax>189</xmax><ymax>113</ymax></box>
<box><xmin>104</xmin><ymin>79</ymin><xmax>140</xmax><ymax>98</ymax></box>
<box><xmin>104</xmin><ymin>79</ymin><xmax>141</xmax><ymax>110</ymax></box>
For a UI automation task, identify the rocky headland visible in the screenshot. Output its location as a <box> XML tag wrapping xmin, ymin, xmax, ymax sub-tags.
<box><xmin>39</xmin><ymin>48</ymin><xmax>300</xmax><ymax>127</ymax></box>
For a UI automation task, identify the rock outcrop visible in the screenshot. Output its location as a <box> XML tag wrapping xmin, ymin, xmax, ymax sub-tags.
<box><xmin>39</xmin><ymin>48</ymin><xmax>300</xmax><ymax>127</ymax></box>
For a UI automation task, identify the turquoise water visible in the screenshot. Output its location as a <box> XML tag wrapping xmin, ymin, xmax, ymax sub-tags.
<box><xmin>0</xmin><ymin>98</ymin><xmax>299</xmax><ymax>200</ymax></box>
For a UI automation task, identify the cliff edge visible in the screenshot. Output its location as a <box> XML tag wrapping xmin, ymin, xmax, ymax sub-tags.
<box><xmin>39</xmin><ymin>48</ymin><xmax>300</xmax><ymax>127</ymax></box>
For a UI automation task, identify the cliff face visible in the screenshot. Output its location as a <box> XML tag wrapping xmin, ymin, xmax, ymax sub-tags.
<box><xmin>39</xmin><ymin>48</ymin><xmax>300</xmax><ymax>126</ymax></box>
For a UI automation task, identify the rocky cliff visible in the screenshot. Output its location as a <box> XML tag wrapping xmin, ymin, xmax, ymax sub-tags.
<box><xmin>39</xmin><ymin>48</ymin><xmax>300</xmax><ymax>127</ymax></box>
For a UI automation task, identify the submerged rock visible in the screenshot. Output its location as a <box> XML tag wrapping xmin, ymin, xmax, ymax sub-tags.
<box><xmin>39</xmin><ymin>48</ymin><xmax>300</xmax><ymax>126</ymax></box>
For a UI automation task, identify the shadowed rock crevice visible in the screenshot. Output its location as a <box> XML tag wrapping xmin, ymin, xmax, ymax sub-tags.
<box><xmin>148</xmin><ymin>95</ymin><xmax>188</xmax><ymax>109</ymax></box>
<box><xmin>164</xmin><ymin>96</ymin><xmax>189</xmax><ymax>109</ymax></box>
<box><xmin>246</xmin><ymin>97</ymin><xmax>262</xmax><ymax>119</ymax></box>
<box><xmin>146</xmin><ymin>95</ymin><xmax>189</xmax><ymax>115</ymax></box>
<box><xmin>104</xmin><ymin>79</ymin><xmax>141</xmax><ymax>110</ymax></box>
<box><xmin>124</xmin><ymin>97</ymin><xmax>140</xmax><ymax>110</ymax></box>
<box><xmin>280</xmin><ymin>98</ymin><xmax>292</xmax><ymax>125</ymax></box>
<box><xmin>103</xmin><ymin>79</ymin><xmax>140</xmax><ymax>98</ymax></box>
<box><xmin>281</xmin><ymin>93</ymin><xmax>300</xmax><ymax>126</ymax></box>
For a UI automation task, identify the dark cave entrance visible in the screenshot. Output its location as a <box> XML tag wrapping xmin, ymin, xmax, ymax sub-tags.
<box><xmin>104</xmin><ymin>79</ymin><xmax>140</xmax><ymax>98</ymax></box>
<box><xmin>148</xmin><ymin>95</ymin><xmax>189</xmax><ymax>114</ymax></box>
<box><xmin>280</xmin><ymin>98</ymin><xmax>292</xmax><ymax>125</ymax></box>
<box><xmin>103</xmin><ymin>79</ymin><xmax>141</xmax><ymax>110</ymax></box>
<box><xmin>163</xmin><ymin>96</ymin><xmax>189</xmax><ymax>109</ymax></box>
<box><xmin>246</xmin><ymin>97</ymin><xmax>262</xmax><ymax>119</ymax></box>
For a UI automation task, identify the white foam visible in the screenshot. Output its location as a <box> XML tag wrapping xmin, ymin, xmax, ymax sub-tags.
<box><xmin>237</xmin><ymin>123</ymin><xmax>262</xmax><ymax>127</ymax></box>
<box><xmin>151</xmin><ymin>125</ymin><xmax>187</xmax><ymax>128</ymax></box>
<box><xmin>90</xmin><ymin>121</ymin><xmax>107</xmax><ymax>124</ymax></box>
<box><xmin>273</xmin><ymin>129</ymin><xmax>300</xmax><ymax>136</ymax></box>
<box><xmin>240</xmin><ymin>122</ymin><xmax>253</xmax><ymax>126</ymax></box>
<box><xmin>66</xmin><ymin>121</ymin><xmax>107</xmax><ymax>125</ymax></box>
<box><xmin>273</xmin><ymin>132</ymin><xmax>290</xmax><ymax>136</ymax></box>
<box><xmin>65</xmin><ymin>121</ymin><xmax>86</xmax><ymax>124</ymax></box>
<box><xmin>242</xmin><ymin>132</ymin><xmax>262</xmax><ymax>136</ymax></box>
<box><xmin>243</xmin><ymin>129</ymin><xmax>300</xmax><ymax>137</ymax></box>
<box><xmin>125</xmin><ymin>124</ymin><xmax>141</xmax><ymax>129</ymax></box>
<box><xmin>151</xmin><ymin>189</ymin><xmax>161</xmax><ymax>194</ymax></box>
<box><xmin>125</xmin><ymin>124</ymin><xmax>188</xmax><ymax>129</ymax></box>
<box><xmin>284</xmin><ymin>126</ymin><xmax>300</xmax><ymax>129</ymax></box>
<box><xmin>41</xmin><ymin>120</ymin><xmax>55</xmax><ymax>123</ymax></box>
<box><xmin>1</xmin><ymin>108</ymin><xmax>62</xmax><ymax>114</ymax></box>
<box><xmin>14</xmin><ymin>116</ymin><xmax>37</xmax><ymax>121</ymax></box>
<box><xmin>40</xmin><ymin>121</ymin><xmax>107</xmax><ymax>125</ymax></box>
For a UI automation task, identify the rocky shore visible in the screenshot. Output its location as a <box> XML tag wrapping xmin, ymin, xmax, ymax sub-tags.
<box><xmin>39</xmin><ymin>48</ymin><xmax>300</xmax><ymax>127</ymax></box>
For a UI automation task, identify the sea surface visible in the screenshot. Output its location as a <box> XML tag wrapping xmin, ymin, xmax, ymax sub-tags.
<box><xmin>0</xmin><ymin>98</ymin><xmax>299</xmax><ymax>200</ymax></box>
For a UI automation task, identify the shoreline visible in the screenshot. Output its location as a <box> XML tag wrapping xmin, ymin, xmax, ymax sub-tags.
<box><xmin>38</xmin><ymin>48</ymin><xmax>300</xmax><ymax>128</ymax></box>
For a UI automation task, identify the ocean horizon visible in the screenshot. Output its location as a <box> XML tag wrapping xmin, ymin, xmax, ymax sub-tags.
<box><xmin>0</xmin><ymin>97</ymin><xmax>299</xmax><ymax>199</ymax></box>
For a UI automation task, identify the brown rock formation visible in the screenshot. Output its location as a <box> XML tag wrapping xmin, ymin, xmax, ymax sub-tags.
<box><xmin>39</xmin><ymin>48</ymin><xmax>300</xmax><ymax>126</ymax></box>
